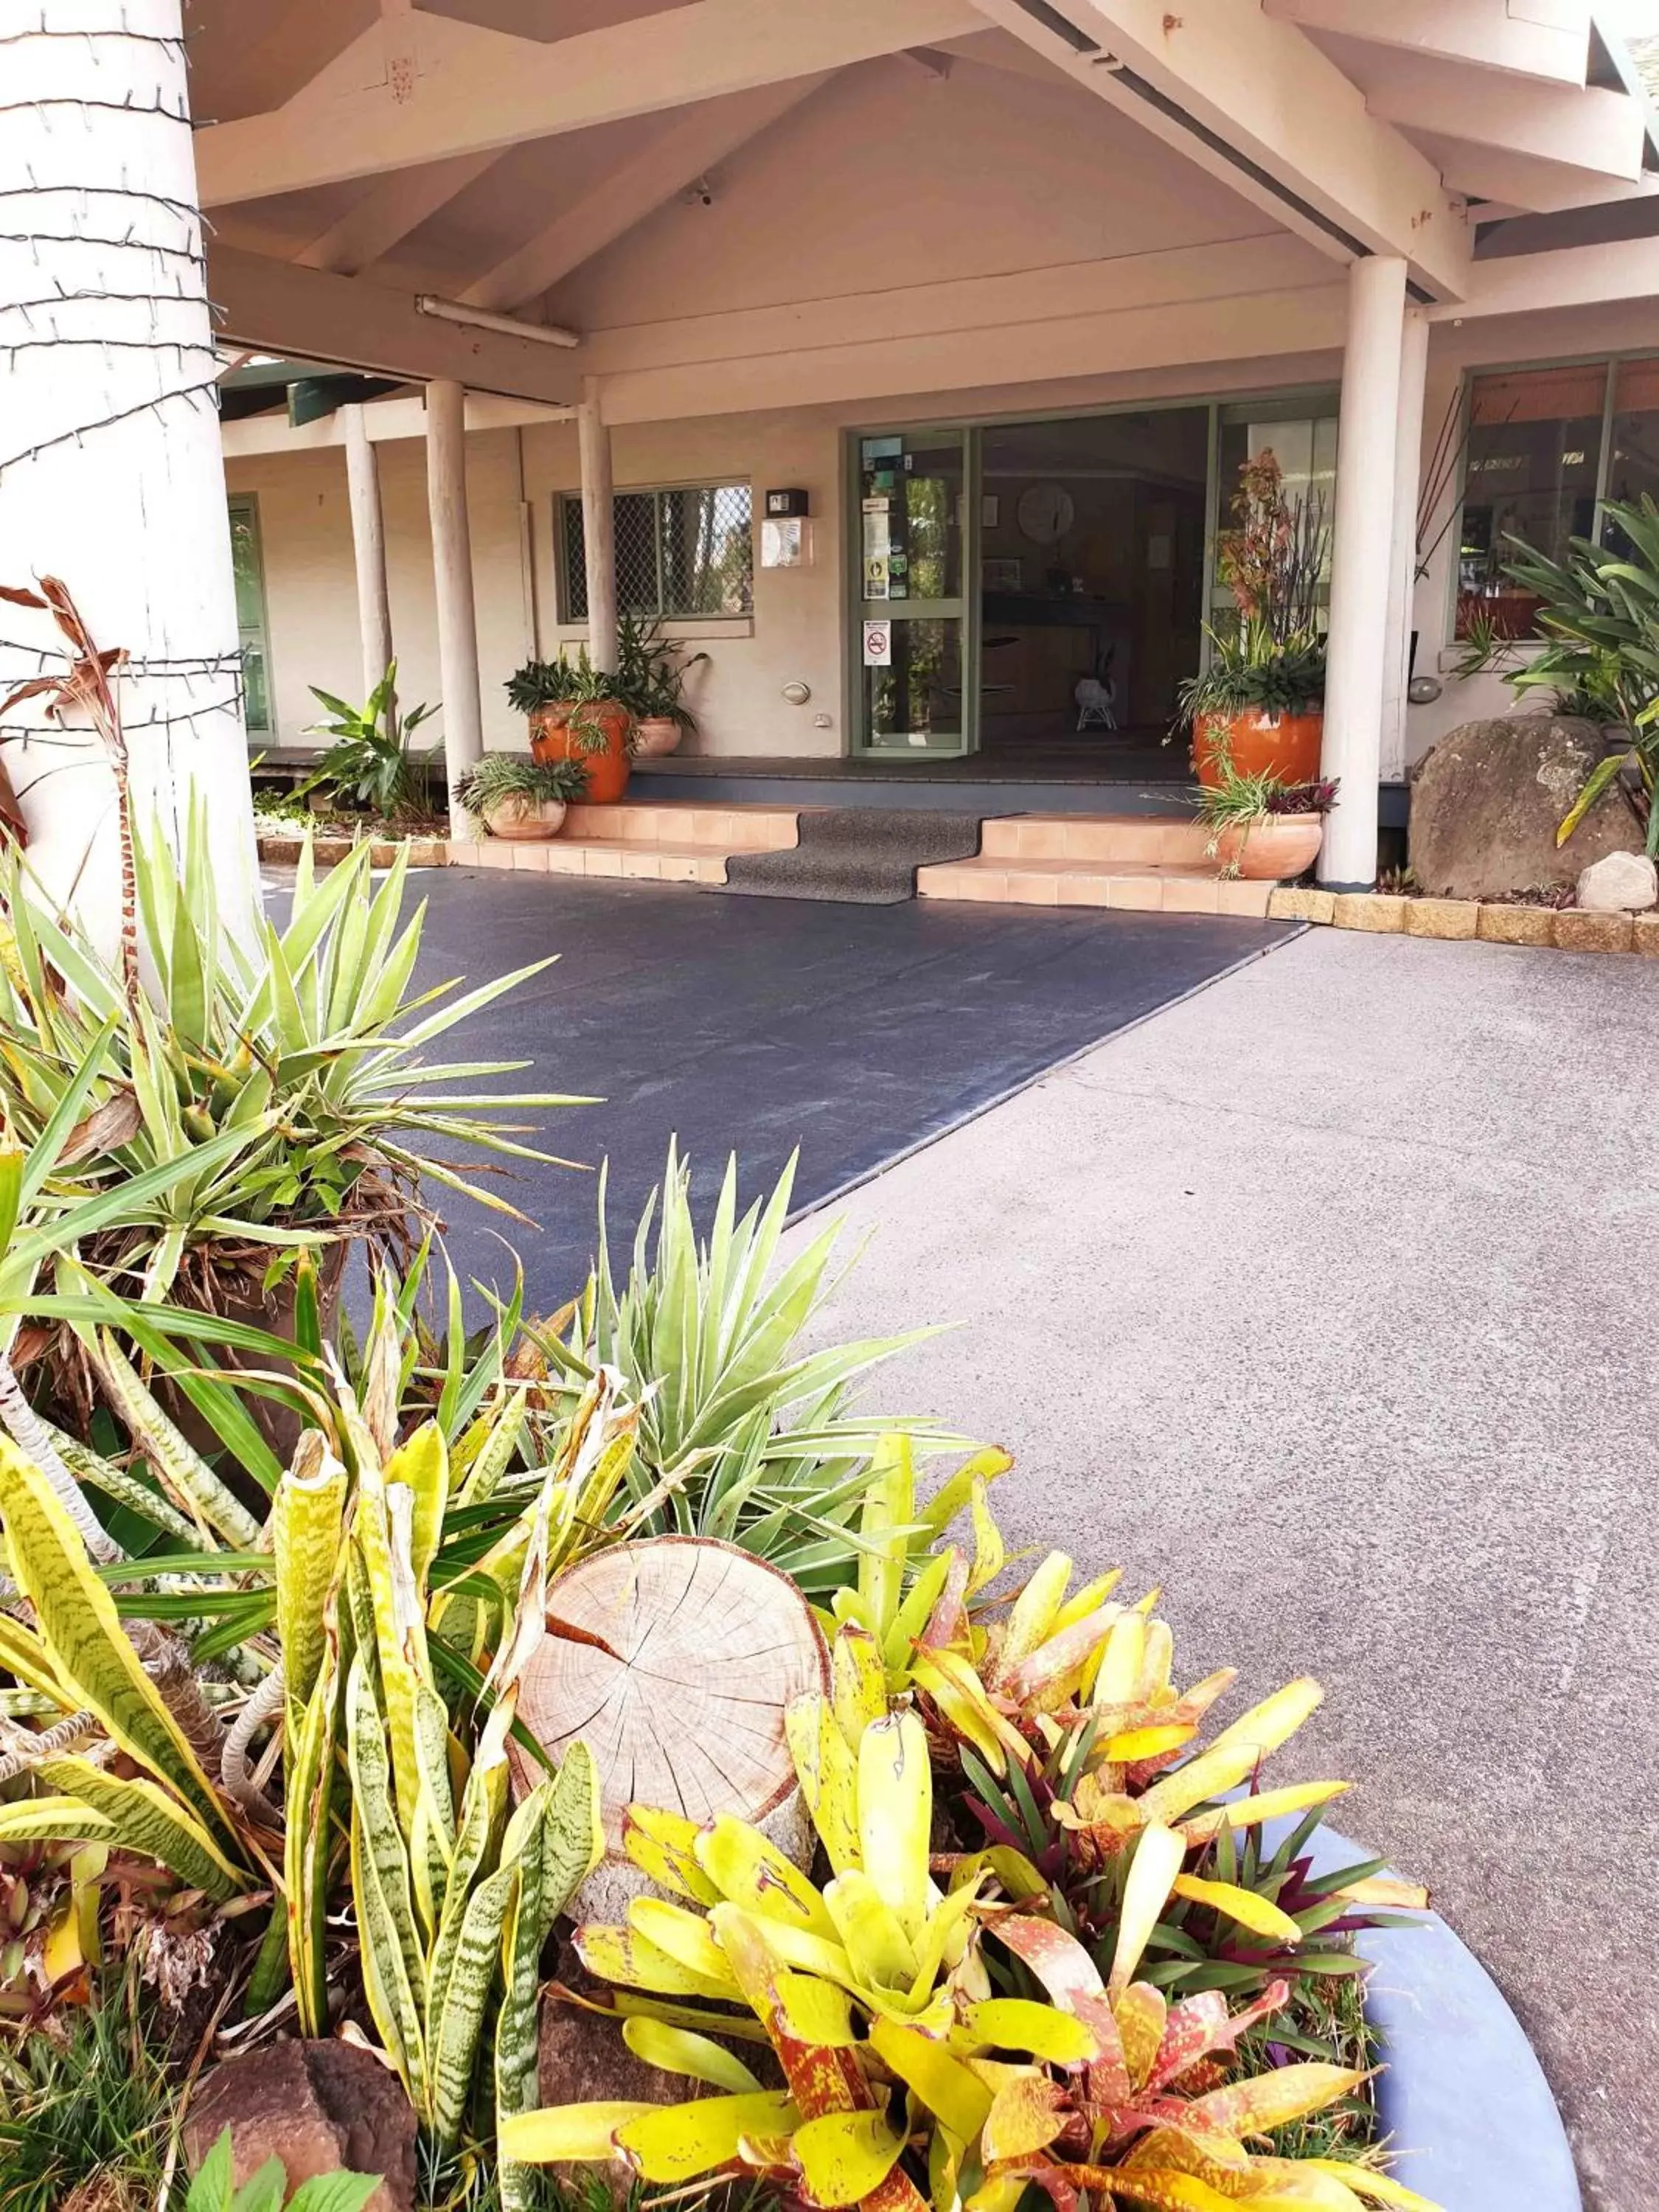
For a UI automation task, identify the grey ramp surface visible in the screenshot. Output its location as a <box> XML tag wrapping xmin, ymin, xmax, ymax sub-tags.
<box><xmin>785</xmin><ymin>926</ymin><xmax>1658</xmax><ymax>2212</ymax></box>
<box><xmin>720</xmin><ymin>807</ymin><xmax>984</xmax><ymax>903</ymax></box>
<box><xmin>387</xmin><ymin>868</ymin><xmax>1295</xmax><ymax>1304</ymax></box>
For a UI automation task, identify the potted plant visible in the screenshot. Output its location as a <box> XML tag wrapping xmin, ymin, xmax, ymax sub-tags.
<box><xmin>616</xmin><ymin>613</ymin><xmax>709</xmax><ymax>757</ymax></box>
<box><xmin>1194</xmin><ymin>758</ymin><xmax>1338</xmax><ymax>879</ymax></box>
<box><xmin>505</xmin><ymin>650</ymin><xmax>635</xmax><ymax>804</ymax></box>
<box><xmin>1178</xmin><ymin>450</ymin><xmax>1329</xmax><ymax>789</ymax></box>
<box><xmin>455</xmin><ymin>752</ymin><xmax>588</xmax><ymax>840</ymax></box>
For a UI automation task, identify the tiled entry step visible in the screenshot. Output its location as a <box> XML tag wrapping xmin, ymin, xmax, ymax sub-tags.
<box><xmin>466</xmin><ymin>801</ymin><xmax>798</xmax><ymax>883</ymax></box>
<box><xmin>917</xmin><ymin>815</ymin><xmax>1273</xmax><ymax>917</ymax></box>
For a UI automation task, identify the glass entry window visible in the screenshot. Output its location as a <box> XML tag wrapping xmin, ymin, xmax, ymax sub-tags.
<box><xmin>855</xmin><ymin>429</ymin><xmax>974</xmax><ymax>755</ymax></box>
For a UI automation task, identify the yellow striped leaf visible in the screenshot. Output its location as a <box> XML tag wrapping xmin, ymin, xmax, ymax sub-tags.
<box><xmin>34</xmin><ymin>1756</ymin><xmax>246</xmax><ymax>1902</ymax></box>
<box><xmin>0</xmin><ymin>1440</ymin><xmax>227</xmax><ymax>1837</ymax></box>
<box><xmin>824</xmin><ymin>1871</ymin><xmax>918</xmax><ymax>1992</ymax></box>
<box><xmin>831</xmin><ymin>1622</ymin><xmax>888</xmax><ymax>1748</ymax></box>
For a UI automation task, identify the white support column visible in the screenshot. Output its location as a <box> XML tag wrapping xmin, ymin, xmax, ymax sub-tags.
<box><xmin>343</xmin><ymin>404</ymin><xmax>394</xmax><ymax>699</ymax></box>
<box><xmin>1381</xmin><ymin>308</ymin><xmax>1430</xmax><ymax>785</ymax></box>
<box><xmin>1319</xmin><ymin>254</ymin><xmax>1408</xmax><ymax>888</ymax></box>
<box><xmin>425</xmin><ymin>378</ymin><xmax>483</xmax><ymax>839</ymax></box>
<box><xmin>0</xmin><ymin>0</ymin><xmax>257</xmax><ymax>953</ymax></box>
<box><xmin>577</xmin><ymin>386</ymin><xmax>618</xmax><ymax>676</ymax></box>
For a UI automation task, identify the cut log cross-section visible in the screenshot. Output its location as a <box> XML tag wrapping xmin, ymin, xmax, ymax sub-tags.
<box><xmin>513</xmin><ymin>1537</ymin><xmax>829</xmax><ymax>1916</ymax></box>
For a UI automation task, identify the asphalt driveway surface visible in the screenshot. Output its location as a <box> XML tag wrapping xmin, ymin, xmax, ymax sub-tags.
<box><xmin>385</xmin><ymin>866</ymin><xmax>1295</xmax><ymax>1306</ymax></box>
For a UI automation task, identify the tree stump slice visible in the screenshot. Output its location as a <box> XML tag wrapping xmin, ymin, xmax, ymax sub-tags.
<box><xmin>511</xmin><ymin>1537</ymin><xmax>828</xmax><ymax>1923</ymax></box>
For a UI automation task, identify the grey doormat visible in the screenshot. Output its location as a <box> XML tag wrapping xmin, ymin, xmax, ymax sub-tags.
<box><xmin>720</xmin><ymin>807</ymin><xmax>984</xmax><ymax>903</ymax></box>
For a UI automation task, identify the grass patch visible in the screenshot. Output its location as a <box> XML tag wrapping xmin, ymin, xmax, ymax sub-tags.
<box><xmin>0</xmin><ymin>1966</ymin><xmax>181</xmax><ymax>2212</ymax></box>
<box><xmin>1240</xmin><ymin>1964</ymin><xmax>1378</xmax><ymax>2163</ymax></box>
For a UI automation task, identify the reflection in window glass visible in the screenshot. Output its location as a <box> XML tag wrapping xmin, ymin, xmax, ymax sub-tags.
<box><xmin>227</xmin><ymin>496</ymin><xmax>272</xmax><ymax>737</ymax></box>
<box><xmin>560</xmin><ymin>484</ymin><xmax>754</xmax><ymax>622</ymax></box>
<box><xmin>1457</xmin><ymin>364</ymin><xmax>1607</xmax><ymax>637</ymax></box>
<box><xmin>1607</xmin><ymin>356</ymin><xmax>1659</xmax><ymax>524</ymax></box>
<box><xmin>864</xmin><ymin>619</ymin><xmax>962</xmax><ymax>747</ymax></box>
<box><xmin>1214</xmin><ymin>412</ymin><xmax>1337</xmax><ymax>603</ymax></box>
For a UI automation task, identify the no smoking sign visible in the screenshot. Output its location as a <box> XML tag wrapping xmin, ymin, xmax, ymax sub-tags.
<box><xmin>862</xmin><ymin>619</ymin><xmax>892</xmax><ymax>666</ymax></box>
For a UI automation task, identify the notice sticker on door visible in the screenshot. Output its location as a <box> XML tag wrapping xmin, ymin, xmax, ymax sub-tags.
<box><xmin>862</xmin><ymin>619</ymin><xmax>892</xmax><ymax>666</ymax></box>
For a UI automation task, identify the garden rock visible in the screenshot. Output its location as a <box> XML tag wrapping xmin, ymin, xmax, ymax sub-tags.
<box><xmin>1575</xmin><ymin>849</ymin><xmax>1657</xmax><ymax>912</ymax></box>
<box><xmin>184</xmin><ymin>2041</ymin><xmax>417</xmax><ymax>2212</ymax></box>
<box><xmin>1409</xmin><ymin>717</ymin><xmax>1634</xmax><ymax>900</ymax></box>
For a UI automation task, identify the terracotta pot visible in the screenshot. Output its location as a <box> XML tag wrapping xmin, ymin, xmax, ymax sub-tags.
<box><xmin>483</xmin><ymin>795</ymin><xmax>568</xmax><ymax>840</ymax></box>
<box><xmin>529</xmin><ymin>699</ymin><xmax>633</xmax><ymax>803</ymax></box>
<box><xmin>633</xmin><ymin>715</ymin><xmax>683</xmax><ymax>758</ymax></box>
<box><xmin>1212</xmin><ymin>810</ymin><xmax>1325</xmax><ymax>880</ymax></box>
<box><xmin>1194</xmin><ymin>708</ymin><xmax>1324</xmax><ymax>790</ymax></box>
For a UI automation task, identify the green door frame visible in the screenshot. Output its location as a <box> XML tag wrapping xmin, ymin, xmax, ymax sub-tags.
<box><xmin>844</xmin><ymin>422</ymin><xmax>982</xmax><ymax>759</ymax></box>
<box><xmin>841</xmin><ymin>383</ymin><xmax>1343</xmax><ymax>758</ymax></box>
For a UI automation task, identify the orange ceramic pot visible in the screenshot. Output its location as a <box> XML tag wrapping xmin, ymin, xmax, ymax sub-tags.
<box><xmin>1194</xmin><ymin>708</ymin><xmax>1324</xmax><ymax>790</ymax></box>
<box><xmin>529</xmin><ymin>699</ymin><xmax>634</xmax><ymax>803</ymax></box>
<box><xmin>1212</xmin><ymin>811</ymin><xmax>1324</xmax><ymax>881</ymax></box>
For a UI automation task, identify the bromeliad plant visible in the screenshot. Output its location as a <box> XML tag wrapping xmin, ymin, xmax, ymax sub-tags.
<box><xmin>902</xmin><ymin>1520</ymin><xmax>1419</xmax><ymax>2004</ymax></box>
<box><xmin>500</xmin><ymin>1629</ymin><xmax>1434</xmax><ymax>2212</ymax></box>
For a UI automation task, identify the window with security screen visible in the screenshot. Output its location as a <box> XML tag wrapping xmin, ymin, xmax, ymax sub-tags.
<box><xmin>559</xmin><ymin>483</ymin><xmax>754</xmax><ymax>622</ymax></box>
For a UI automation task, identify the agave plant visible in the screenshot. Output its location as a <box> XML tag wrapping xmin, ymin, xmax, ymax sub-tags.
<box><xmin>500</xmin><ymin>1642</ymin><xmax>1436</xmax><ymax>2212</ymax></box>
<box><xmin>0</xmin><ymin>807</ymin><xmax>582</xmax><ymax>1334</ymax></box>
<box><xmin>533</xmin><ymin>1144</ymin><xmax>961</xmax><ymax>1594</ymax></box>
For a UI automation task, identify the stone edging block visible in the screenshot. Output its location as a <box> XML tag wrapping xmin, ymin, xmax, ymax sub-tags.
<box><xmin>1551</xmin><ymin>908</ymin><xmax>1633</xmax><ymax>954</ymax></box>
<box><xmin>1268</xmin><ymin>883</ymin><xmax>1655</xmax><ymax>956</ymax></box>
<box><xmin>258</xmin><ymin>835</ymin><xmax>452</xmax><ymax>869</ymax></box>
<box><xmin>1404</xmin><ymin>898</ymin><xmax>1479</xmax><ymax>940</ymax></box>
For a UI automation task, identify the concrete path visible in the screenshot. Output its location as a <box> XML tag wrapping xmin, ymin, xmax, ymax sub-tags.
<box><xmin>790</xmin><ymin>926</ymin><xmax>1656</xmax><ymax>2212</ymax></box>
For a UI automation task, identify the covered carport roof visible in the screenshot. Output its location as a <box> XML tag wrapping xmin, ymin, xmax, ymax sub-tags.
<box><xmin>189</xmin><ymin>0</ymin><xmax>1659</xmax><ymax>403</ymax></box>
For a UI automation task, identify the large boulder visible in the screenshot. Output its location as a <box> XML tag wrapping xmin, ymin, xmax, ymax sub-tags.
<box><xmin>1409</xmin><ymin>716</ymin><xmax>1639</xmax><ymax>902</ymax></box>
<box><xmin>184</xmin><ymin>2042</ymin><xmax>417</xmax><ymax>2212</ymax></box>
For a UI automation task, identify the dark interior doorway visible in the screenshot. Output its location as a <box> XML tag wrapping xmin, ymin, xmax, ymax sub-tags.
<box><xmin>978</xmin><ymin>408</ymin><xmax>1209</xmax><ymax>766</ymax></box>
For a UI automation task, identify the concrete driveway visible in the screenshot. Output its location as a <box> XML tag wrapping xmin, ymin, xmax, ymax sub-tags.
<box><xmin>788</xmin><ymin>926</ymin><xmax>1657</xmax><ymax>2212</ymax></box>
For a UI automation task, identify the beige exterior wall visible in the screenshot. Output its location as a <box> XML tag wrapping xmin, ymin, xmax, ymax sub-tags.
<box><xmin>229</xmin><ymin>296</ymin><xmax>1659</xmax><ymax>769</ymax></box>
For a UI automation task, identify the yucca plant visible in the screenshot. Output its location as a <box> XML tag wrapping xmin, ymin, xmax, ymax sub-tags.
<box><xmin>500</xmin><ymin>1643</ymin><xmax>1436</xmax><ymax>2212</ymax></box>
<box><xmin>532</xmin><ymin>1144</ymin><xmax>961</xmax><ymax>1595</ymax></box>
<box><xmin>0</xmin><ymin>807</ymin><xmax>583</xmax><ymax>1335</ymax></box>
